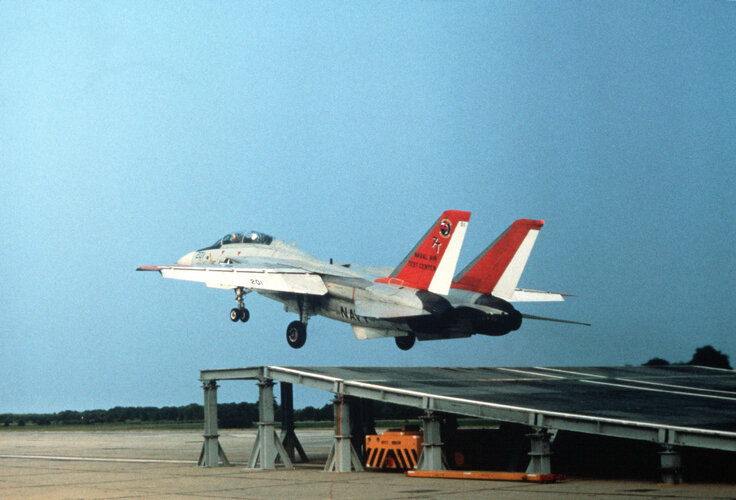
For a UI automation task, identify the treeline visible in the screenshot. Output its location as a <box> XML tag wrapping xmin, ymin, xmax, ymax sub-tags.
<box><xmin>2</xmin><ymin>403</ymin><xmax>201</xmax><ymax>428</ymax></box>
<box><xmin>1</xmin><ymin>400</ymin><xmax>422</xmax><ymax>429</ymax></box>
<box><xmin>644</xmin><ymin>345</ymin><xmax>732</xmax><ymax>370</ymax></box>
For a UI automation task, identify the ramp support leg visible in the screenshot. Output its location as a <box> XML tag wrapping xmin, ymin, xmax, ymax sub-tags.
<box><xmin>198</xmin><ymin>380</ymin><xmax>230</xmax><ymax>467</ymax></box>
<box><xmin>279</xmin><ymin>382</ymin><xmax>309</xmax><ymax>463</ymax></box>
<box><xmin>350</xmin><ymin>397</ymin><xmax>375</xmax><ymax>462</ymax></box>
<box><xmin>324</xmin><ymin>395</ymin><xmax>364</xmax><ymax>472</ymax></box>
<box><xmin>659</xmin><ymin>445</ymin><xmax>683</xmax><ymax>484</ymax></box>
<box><xmin>526</xmin><ymin>429</ymin><xmax>552</xmax><ymax>474</ymax></box>
<box><xmin>416</xmin><ymin>412</ymin><xmax>447</xmax><ymax>471</ymax></box>
<box><xmin>247</xmin><ymin>379</ymin><xmax>294</xmax><ymax>470</ymax></box>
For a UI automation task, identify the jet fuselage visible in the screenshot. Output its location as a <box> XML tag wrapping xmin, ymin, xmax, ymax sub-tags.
<box><xmin>139</xmin><ymin>213</ymin><xmax>584</xmax><ymax>350</ymax></box>
<box><xmin>182</xmin><ymin>237</ymin><xmax>520</xmax><ymax>341</ymax></box>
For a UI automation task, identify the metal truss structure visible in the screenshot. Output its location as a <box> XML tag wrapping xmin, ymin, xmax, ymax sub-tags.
<box><xmin>198</xmin><ymin>365</ymin><xmax>736</xmax><ymax>483</ymax></box>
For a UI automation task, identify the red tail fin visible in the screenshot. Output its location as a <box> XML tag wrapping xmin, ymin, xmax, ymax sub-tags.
<box><xmin>376</xmin><ymin>210</ymin><xmax>471</xmax><ymax>295</ymax></box>
<box><xmin>452</xmin><ymin>219</ymin><xmax>543</xmax><ymax>298</ymax></box>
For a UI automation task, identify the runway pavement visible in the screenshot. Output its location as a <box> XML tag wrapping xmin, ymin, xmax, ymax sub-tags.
<box><xmin>1</xmin><ymin>429</ymin><xmax>735</xmax><ymax>499</ymax></box>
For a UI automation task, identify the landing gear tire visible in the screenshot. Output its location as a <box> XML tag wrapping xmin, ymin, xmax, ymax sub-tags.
<box><xmin>395</xmin><ymin>334</ymin><xmax>416</xmax><ymax>351</ymax></box>
<box><xmin>230</xmin><ymin>308</ymin><xmax>250</xmax><ymax>323</ymax></box>
<box><xmin>231</xmin><ymin>287</ymin><xmax>250</xmax><ymax>323</ymax></box>
<box><xmin>286</xmin><ymin>321</ymin><xmax>307</xmax><ymax>349</ymax></box>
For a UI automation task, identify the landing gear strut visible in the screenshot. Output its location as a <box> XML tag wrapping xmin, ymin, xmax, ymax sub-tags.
<box><xmin>230</xmin><ymin>287</ymin><xmax>250</xmax><ymax>323</ymax></box>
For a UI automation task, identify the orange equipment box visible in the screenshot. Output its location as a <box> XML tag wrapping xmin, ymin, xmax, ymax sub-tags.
<box><xmin>365</xmin><ymin>427</ymin><xmax>423</xmax><ymax>470</ymax></box>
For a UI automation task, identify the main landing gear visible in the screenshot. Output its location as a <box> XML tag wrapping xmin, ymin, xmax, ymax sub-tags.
<box><xmin>286</xmin><ymin>321</ymin><xmax>307</xmax><ymax>349</ymax></box>
<box><xmin>285</xmin><ymin>296</ymin><xmax>310</xmax><ymax>349</ymax></box>
<box><xmin>230</xmin><ymin>287</ymin><xmax>250</xmax><ymax>323</ymax></box>
<box><xmin>395</xmin><ymin>333</ymin><xmax>416</xmax><ymax>351</ymax></box>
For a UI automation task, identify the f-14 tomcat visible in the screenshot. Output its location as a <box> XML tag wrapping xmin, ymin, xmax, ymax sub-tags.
<box><xmin>138</xmin><ymin>211</ymin><xmax>588</xmax><ymax>350</ymax></box>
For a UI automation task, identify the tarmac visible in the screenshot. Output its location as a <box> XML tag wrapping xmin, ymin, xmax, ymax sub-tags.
<box><xmin>1</xmin><ymin>429</ymin><xmax>736</xmax><ymax>499</ymax></box>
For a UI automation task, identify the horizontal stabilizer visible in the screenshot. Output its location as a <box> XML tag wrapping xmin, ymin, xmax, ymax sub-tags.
<box><xmin>137</xmin><ymin>265</ymin><xmax>328</xmax><ymax>295</ymax></box>
<box><xmin>522</xmin><ymin>313</ymin><xmax>591</xmax><ymax>326</ymax></box>
<box><xmin>510</xmin><ymin>288</ymin><xmax>566</xmax><ymax>302</ymax></box>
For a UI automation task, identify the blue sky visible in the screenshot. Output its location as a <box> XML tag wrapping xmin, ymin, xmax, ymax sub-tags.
<box><xmin>2</xmin><ymin>2</ymin><xmax>734</xmax><ymax>413</ymax></box>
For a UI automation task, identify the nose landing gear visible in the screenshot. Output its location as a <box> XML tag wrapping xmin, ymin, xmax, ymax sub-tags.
<box><xmin>230</xmin><ymin>307</ymin><xmax>250</xmax><ymax>322</ymax></box>
<box><xmin>230</xmin><ymin>287</ymin><xmax>250</xmax><ymax>323</ymax></box>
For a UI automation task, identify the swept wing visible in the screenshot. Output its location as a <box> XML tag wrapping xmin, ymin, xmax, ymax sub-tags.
<box><xmin>137</xmin><ymin>263</ymin><xmax>328</xmax><ymax>295</ymax></box>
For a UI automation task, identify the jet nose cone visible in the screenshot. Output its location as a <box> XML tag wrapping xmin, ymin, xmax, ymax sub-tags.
<box><xmin>177</xmin><ymin>251</ymin><xmax>195</xmax><ymax>265</ymax></box>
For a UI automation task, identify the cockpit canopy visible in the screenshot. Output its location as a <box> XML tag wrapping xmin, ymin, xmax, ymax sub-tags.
<box><xmin>199</xmin><ymin>231</ymin><xmax>273</xmax><ymax>250</ymax></box>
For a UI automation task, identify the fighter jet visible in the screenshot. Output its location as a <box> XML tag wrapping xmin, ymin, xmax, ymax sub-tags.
<box><xmin>138</xmin><ymin>211</ymin><xmax>588</xmax><ymax>350</ymax></box>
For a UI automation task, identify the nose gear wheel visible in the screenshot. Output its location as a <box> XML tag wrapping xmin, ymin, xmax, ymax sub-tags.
<box><xmin>230</xmin><ymin>287</ymin><xmax>250</xmax><ymax>323</ymax></box>
<box><xmin>230</xmin><ymin>307</ymin><xmax>250</xmax><ymax>322</ymax></box>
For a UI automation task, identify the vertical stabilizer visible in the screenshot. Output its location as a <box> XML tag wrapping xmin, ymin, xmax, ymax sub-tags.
<box><xmin>376</xmin><ymin>210</ymin><xmax>471</xmax><ymax>295</ymax></box>
<box><xmin>452</xmin><ymin>219</ymin><xmax>544</xmax><ymax>299</ymax></box>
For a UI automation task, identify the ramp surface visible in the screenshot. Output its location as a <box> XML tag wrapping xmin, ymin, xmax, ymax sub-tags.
<box><xmin>293</xmin><ymin>365</ymin><xmax>736</xmax><ymax>431</ymax></box>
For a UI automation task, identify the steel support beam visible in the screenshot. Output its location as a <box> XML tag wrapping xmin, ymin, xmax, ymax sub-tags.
<box><xmin>416</xmin><ymin>412</ymin><xmax>446</xmax><ymax>471</ymax></box>
<box><xmin>324</xmin><ymin>394</ymin><xmax>364</xmax><ymax>472</ymax></box>
<box><xmin>247</xmin><ymin>379</ymin><xmax>293</xmax><ymax>470</ymax></box>
<box><xmin>279</xmin><ymin>382</ymin><xmax>309</xmax><ymax>463</ymax></box>
<box><xmin>526</xmin><ymin>429</ymin><xmax>552</xmax><ymax>474</ymax></box>
<box><xmin>198</xmin><ymin>380</ymin><xmax>230</xmax><ymax>467</ymax></box>
<box><xmin>349</xmin><ymin>397</ymin><xmax>376</xmax><ymax>462</ymax></box>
